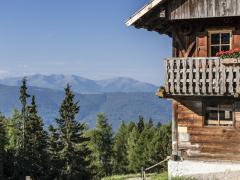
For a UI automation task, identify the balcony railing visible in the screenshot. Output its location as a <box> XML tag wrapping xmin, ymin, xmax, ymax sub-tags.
<box><xmin>164</xmin><ymin>57</ymin><xmax>240</xmax><ymax>97</ymax></box>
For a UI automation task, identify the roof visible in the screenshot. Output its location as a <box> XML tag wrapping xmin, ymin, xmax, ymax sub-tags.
<box><xmin>125</xmin><ymin>0</ymin><xmax>165</xmax><ymax>27</ymax></box>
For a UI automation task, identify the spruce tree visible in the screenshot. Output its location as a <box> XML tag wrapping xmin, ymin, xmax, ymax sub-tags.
<box><xmin>112</xmin><ymin>121</ymin><xmax>128</xmax><ymax>174</ymax></box>
<box><xmin>127</xmin><ymin>121</ymin><xmax>135</xmax><ymax>132</ymax></box>
<box><xmin>127</xmin><ymin>127</ymin><xmax>139</xmax><ymax>173</ymax></box>
<box><xmin>47</xmin><ymin>125</ymin><xmax>61</xmax><ymax>178</ymax></box>
<box><xmin>24</xmin><ymin>96</ymin><xmax>48</xmax><ymax>178</ymax></box>
<box><xmin>5</xmin><ymin>109</ymin><xmax>22</xmax><ymax>178</ymax></box>
<box><xmin>137</xmin><ymin>115</ymin><xmax>145</xmax><ymax>133</ymax></box>
<box><xmin>55</xmin><ymin>84</ymin><xmax>91</xmax><ymax>179</ymax></box>
<box><xmin>146</xmin><ymin>117</ymin><xmax>153</xmax><ymax>129</ymax></box>
<box><xmin>127</xmin><ymin>121</ymin><xmax>156</xmax><ymax>173</ymax></box>
<box><xmin>5</xmin><ymin>109</ymin><xmax>21</xmax><ymax>151</ymax></box>
<box><xmin>17</xmin><ymin>77</ymin><xmax>30</xmax><ymax>178</ymax></box>
<box><xmin>19</xmin><ymin>77</ymin><xmax>30</xmax><ymax>149</ymax></box>
<box><xmin>149</xmin><ymin>124</ymin><xmax>171</xmax><ymax>168</ymax></box>
<box><xmin>0</xmin><ymin>113</ymin><xmax>6</xmax><ymax>178</ymax></box>
<box><xmin>91</xmin><ymin>113</ymin><xmax>113</xmax><ymax>177</ymax></box>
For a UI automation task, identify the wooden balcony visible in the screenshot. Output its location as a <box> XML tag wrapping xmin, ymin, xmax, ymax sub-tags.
<box><xmin>164</xmin><ymin>57</ymin><xmax>240</xmax><ymax>97</ymax></box>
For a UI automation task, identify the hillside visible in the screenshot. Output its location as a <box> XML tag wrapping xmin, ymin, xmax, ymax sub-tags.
<box><xmin>0</xmin><ymin>74</ymin><xmax>158</xmax><ymax>93</ymax></box>
<box><xmin>0</xmin><ymin>84</ymin><xmax>171</xmax><ymax>129</ymax></box>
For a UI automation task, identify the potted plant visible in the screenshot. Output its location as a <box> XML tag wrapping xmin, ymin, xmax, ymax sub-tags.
<box><xmin>216</xmin><ymin>48</ymin><xmax>240</xmax><ymax>65</ymax></box>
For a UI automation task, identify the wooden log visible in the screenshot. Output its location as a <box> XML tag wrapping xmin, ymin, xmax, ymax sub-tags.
<box><xmin>172</xmin><ymin>100</ymin><xmax>178</xmax><ymax>158</ymax></box>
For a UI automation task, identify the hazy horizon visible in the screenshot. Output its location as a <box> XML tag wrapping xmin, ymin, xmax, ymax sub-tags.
<box><xmin>0</xmin><ymin>73</ymin><xmax>160</xmax><ymax>86</ymax></box>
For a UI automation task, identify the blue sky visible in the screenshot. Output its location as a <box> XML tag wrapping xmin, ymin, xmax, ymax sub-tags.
<box><xmin>0</xmin><ymin>0</ymin><xmax>171</xmax><ymax>85</ymax></box>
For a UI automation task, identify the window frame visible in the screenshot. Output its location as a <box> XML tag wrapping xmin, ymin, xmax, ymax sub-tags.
<box><xmin>208</xmin><ymin>29</ymin><xmax>233</xmax><ymax>57</ymax></box>
<box><xmin>204</xmin><ymin>100</ymin><xmax>235</xmax><ymax>127</ymax></box>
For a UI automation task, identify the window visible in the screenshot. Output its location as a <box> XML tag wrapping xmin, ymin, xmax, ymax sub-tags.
<box><xmin>209</xmin><ymin>30</ymin><xmax>232</xmax><ymax>56</ymax></box>
<box><xmin>205</xmin><ymin>101</ymin><xmax>234</xmax><ymax>126</ymax></box>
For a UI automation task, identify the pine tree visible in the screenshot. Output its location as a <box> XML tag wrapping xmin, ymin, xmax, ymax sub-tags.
<box><xmin>24</xmin><ymin>96</ymin><xmax>48</xmax><ymax>178</ymax></box>
<box><xmin>112</xmin><ymin>121</ymin><xmax>128</xmax><ymax>174</ymax></box>
<box><xmin>0</xmin><ymin>113</ymin><xmax>6</xmax><ymax>178</ymax></box>
<box><xmin>127</xmin><ymin>127</ymin><xmax>139</xmax><ymax>173</ymax></box>
<box><xmin>47</xmin><ymin>125</ymin><xmax>61</xmax><ymax>178</ymax></box>
<box><xmin>16</xmin><ymin>77</ymin><xmax>30</xmax><ymax>178</ymax></box>
<box><xmin>91</xmin><ymin>113</ymin><xmax>113</xmax><ymax>177</ymax></box>
<box><xmin>149</xmin><ymin>124</ymin><xmax>171</xmax><ymax>169</ymax></box>
<box><xmin>137</xmin><ymin>115</ymin><xmax>145</xmax><ymax>133</ymax></box>
<box><xmin>146</xmin><ymin>117</ymin><xmax>153</xmax><ymax>129</ymax></box>
<box><xmin>127</xmin><ymin>121</ymin><xmax>135</xmax><ymax>132</ymax></box>
<box><xmin>5</xmin><ymin>109</ymin><xmax>21</xmax><ymax>151</ymax></box>
<box><xmin>127</xmin><ymin>121</ymin><xmax>156</xmax><ymax>173</ymax></box>
<box><xmin>19</xmin><ymin>77</ymin><xmax>30</xmax><ymax>149</ymax></box>
<box><xmin>55</xmin><ymin>84</ymin><xmax>91</xmax><ymax>179</ymax></box>
<box><xmin>4</xmin><ymin>109</ymin><xmax>22</xmax><ymax>178</ymax></box>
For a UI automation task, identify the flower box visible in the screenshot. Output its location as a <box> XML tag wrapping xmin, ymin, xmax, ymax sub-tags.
<box><xmin>217</xmin><ymin>48</ymin><xmax>240</xmax><ymax>65</ymax></box>
<box><xmin>221</xmin><ymin>58</ymin><xmax>240</xmax><ymax>65</ymax></box>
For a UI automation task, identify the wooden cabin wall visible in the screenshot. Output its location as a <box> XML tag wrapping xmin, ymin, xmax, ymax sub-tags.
<box><xmin>168</xmin><ymin>0</ymin><xmax>240</xmax><ymax>20</ymax></box>
<box><xmin>172</xmin><ymin>18</ymin><xmax>240</xmax><ymax>58</ymax></box>
<box><xmin>176</xmin><ymin>99</ymin><xmax>240</xmax><ymax>161</ymax></box>
<box><xmin>172</xmin><ymin>27</ymin><xmax>197</xmax><ymax>57</ymax></box>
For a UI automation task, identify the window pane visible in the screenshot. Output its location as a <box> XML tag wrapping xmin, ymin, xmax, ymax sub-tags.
<box><xmin>221</xmin><ymin>33</ymin><xmax>230</xmax><ymax>44</ymax></box>
<box><xmin>211</xmin><ymin>33</ymin><xmax>220</xmax><ymax>44</ymax></box>
<box><xmin>205</xmin><ymin>101</ymin><xmax>233</xmax><ymax>126</ymax></box>
<box><xmin>221</xmin><ymin>45</ymin><xmax>230</xmax><ymax>51</ymax></box>
<box><xmin>211</xmin><ymin>46</ymin><xmax>220</xmax><ymax>56</ymax></box>
<box><xmin>208</xmin><ymin>110</ymin><xmax>218</xmax><ymax>120</ymax></box>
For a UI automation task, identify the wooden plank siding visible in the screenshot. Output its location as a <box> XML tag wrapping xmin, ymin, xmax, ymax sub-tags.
<box><xmin>168</xmin><ymin>0</ymin><xmax>240</xmax><ymax>20</ymax></box>
<box><xmin>177</xmin><ymin>100</ymin><xmax>240</xmax><ymax>161</ymax></box>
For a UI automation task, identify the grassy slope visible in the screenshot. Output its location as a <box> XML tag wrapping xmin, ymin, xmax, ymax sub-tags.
<box><xmin>102</xmin><ymin>172</ymin><xmax>196</xmax><ymax>180</ymax></box>
<box><xmin>102</xmin><ymin>172</ymin><xmax>168</xmax><ymax>180</ymax></box>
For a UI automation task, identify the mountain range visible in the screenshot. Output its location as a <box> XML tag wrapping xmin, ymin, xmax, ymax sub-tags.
<box><xmin>0</xmin><ymin>74</ymin><xmax>158</xmax><ymax>93</ymax></box>
<box><xmin>0</xmin><ymin>74</ymin><xmax>171</xmax><ymax>129</ymax></box>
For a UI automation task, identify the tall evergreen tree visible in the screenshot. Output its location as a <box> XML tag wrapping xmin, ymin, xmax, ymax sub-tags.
<box><xmin>127</xmin><ymin>121</ymin><xmax>135</xmax><ymax>132</ymax></box>
<box><xmin>55</xmin><ymin>84</ymin><xmax>91</xmax><ymax>179</ymax></box>
<box><xmin>4</xmin><ymin>109</ymin><xmax>22</xmax><ymax>178</ymax></box>
<box><xmin>0</xmin><ymin>113</ymin><xmax>6</xmax><ymax>178</ymax></box>
<box><xmin>47</xmin><ymin>125</ymin><xmax>61</xmax><ymax>178</ymax></box>
<box><xmin>24</xmin><ymin>96</ymin><xmax>48</xmax><ymax>178</ymax></box>
<box><xmin>146</xmin><ymin>117</ymin><xmax>153</xmax><ymax>129</ymax></box>
<box><xmin>16</xmin><ymin>77</ymin><xmax>31</xmax><ymax>178</ymax></box>
<box><xmin>91</xmin><ymin>113</ymin><xmax>113</xmax><ymax>177</ymax></box>
<box><xmin>149</xmin><ymin>124</ymin><xmax>171</xmax><ymax>168</ymax></box>
<box><xmin>127</xmin><ymin>127</ymin><xmax>139</xmax><ymax>173</ymax></box>
<box><xmin>137</xmin><ymin>115</ymin><xmax>145</xmax><ymax>134</ymax></box>
<box><xmin>5</xmin><ymin>109</ymin><xmax>21</xmax><ymax>151</ymax></box>
<box><xmin>19</xmin><ymin>77</ymin><xmax>30</xmax><ymax>149</ymax></box>
<box><xmin>112</xmin><ymin>121</ymin><xmax>128</xmax><ymax>174</ymax></box>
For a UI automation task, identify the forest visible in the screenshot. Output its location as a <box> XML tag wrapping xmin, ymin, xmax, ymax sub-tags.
<box><xmin>0</xmin><ymin>78</ymin><xmax>171</xmax><ymax>180</ymax></box>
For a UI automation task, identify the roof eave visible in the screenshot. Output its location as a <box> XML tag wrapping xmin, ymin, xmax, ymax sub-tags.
<box><xmin>125</xmin><ymin>0</ymin><xmax>165</xmax><ymax>27</ymax></box>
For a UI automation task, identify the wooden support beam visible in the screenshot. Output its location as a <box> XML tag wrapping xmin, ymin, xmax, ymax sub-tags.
<box><xmin>172</xmin><ymin>100</ymin><xmax>179</xmax><ymax>159</ymax></box>
<box><xmin>172</xmin><ymin>30</ymin><xmax>186</xmax><ymax>57</ymax></box>
<box><xmin>185</xmin><ymin>40</ymin><xmax>196</xmax><ymax>58</ymax></box>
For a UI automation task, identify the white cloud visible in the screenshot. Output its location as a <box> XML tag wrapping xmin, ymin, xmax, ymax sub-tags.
<box><xmin>0</xmin><ymin>70</ymin><xmax>10</xmax><ymax>79</ymax></box>
<box><xmin>0</xmin><ymin>70</ymin><xmax>8</xmax><ymax>74</ymax></box>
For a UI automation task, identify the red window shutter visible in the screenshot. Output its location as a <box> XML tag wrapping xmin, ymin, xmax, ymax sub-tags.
<box><xmin>196</xmin><ymin>32</ymin><xmax>208</xmax><ymax>57</ymax></box>
<box><xmin>232</xmin><ymin>30</ymin><xmax>240</xmax><ymax>49</ymax></box>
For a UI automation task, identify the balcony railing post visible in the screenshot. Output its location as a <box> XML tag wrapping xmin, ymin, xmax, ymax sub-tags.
<box><xmin>164</xmin><ymin>57</ymin><xmax>240</xmax><ymax>97</ymax></box>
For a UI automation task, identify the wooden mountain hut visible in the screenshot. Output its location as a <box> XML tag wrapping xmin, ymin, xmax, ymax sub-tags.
<box><xmin>126</xmin><ymin>0</ymin><xmax>240</xmax><ymax>177</ymax></box>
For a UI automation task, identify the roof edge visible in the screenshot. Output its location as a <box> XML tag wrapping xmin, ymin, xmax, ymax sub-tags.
<box><xmin>125</xmin><ymin>0</ymin><xmax>164</xmax><ymax>27</ymax></box>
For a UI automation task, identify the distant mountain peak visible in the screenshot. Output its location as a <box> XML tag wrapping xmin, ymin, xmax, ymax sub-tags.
<box><xmin>0</xmin><ymin>74</ymin><xmax>158</xmax><ymax>93</ymax></box>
